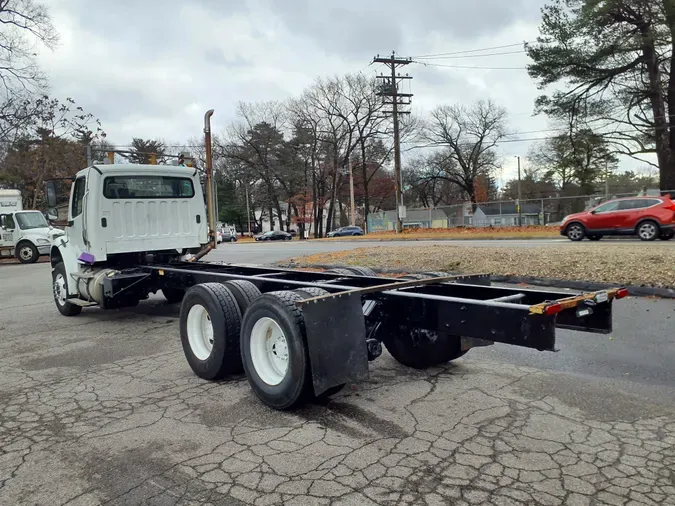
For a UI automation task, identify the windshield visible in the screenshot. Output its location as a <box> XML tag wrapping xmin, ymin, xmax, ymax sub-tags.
<box><xmin>15</xmin><ymin>211</ymin><xmax>48</xmax><ymax>230</ymax></box>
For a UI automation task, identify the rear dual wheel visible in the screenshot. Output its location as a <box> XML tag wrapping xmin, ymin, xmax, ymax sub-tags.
<box><xmin>180</xmin><ymin>284</ymin><xmax>343</xmax><ymax>410</ymax></box>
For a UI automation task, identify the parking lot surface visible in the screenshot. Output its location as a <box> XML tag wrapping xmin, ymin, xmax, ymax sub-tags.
<box><xmin>1</xmin><ymin>262</ymin><xmax>674</xmax><ymax>506</ymax></box>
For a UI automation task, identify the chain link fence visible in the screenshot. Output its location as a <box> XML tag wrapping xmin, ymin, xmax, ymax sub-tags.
<box><xmin>367</xmin><ymin>190</ymin><xmax>675</xmax><ymax>232</ymax></box>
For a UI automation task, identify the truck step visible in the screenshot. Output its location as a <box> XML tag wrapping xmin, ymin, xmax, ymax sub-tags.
<box><xmin>66</xmin><ymin>298</ymin><xmax>98</xmax><ymax>307</ymax></box>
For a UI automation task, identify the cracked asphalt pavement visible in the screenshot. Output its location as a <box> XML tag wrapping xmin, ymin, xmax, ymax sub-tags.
<box><xmin>1</xmin><ymin>260</ymin><xmax>674</xmax><ymax>506</ymax></box>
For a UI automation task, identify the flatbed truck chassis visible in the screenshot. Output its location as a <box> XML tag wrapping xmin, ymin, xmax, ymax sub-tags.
<box><xmin>79</xmin><ymin>260</ymin><xmax>626</xmax><ymax>410</ymax></box>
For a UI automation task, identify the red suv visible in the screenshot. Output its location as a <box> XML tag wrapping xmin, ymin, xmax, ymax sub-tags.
<box><xmin>560</xmin><ymin>196</ymin><xmax>675</xmax><ymax>241</ymax></box>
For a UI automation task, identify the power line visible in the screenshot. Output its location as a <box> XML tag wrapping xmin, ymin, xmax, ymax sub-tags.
<box><xmin>411</xmin><ymin>42</ymin><xmax>532</xmax><ymax>59</ymax></box>
<box><xmin>415</xmin><ymin>50</ymin><xmax>526</xmax><ymax>60</ymax></box>
<box><xmin>412</xmin><ymin>60</ymin><xmax>527</xmax><ymax>70</ymax></box>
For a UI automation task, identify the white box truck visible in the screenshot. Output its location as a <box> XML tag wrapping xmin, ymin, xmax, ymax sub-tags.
<box><xmin>0</xmin><ymin>189</ymin><xmax>63</xmax><ymax>263</ymax></box>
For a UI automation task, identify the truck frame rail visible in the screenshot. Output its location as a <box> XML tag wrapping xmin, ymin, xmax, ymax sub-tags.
<box><xmin>93</xmin><ymin>261</ymin><xmax>626</xmax><ymax>405</ymax></box>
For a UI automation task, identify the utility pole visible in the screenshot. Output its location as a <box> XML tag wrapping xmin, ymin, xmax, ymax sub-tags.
<box><xmin>348</xmin><ymin>158</ymin><xmax>356</xmax><ymax>226</ymax></box>
<box><xmin>245</xmin><ymin>183</ymin><xmax>251</xmax><ymax>236</ymax></box>
<box><xmin>86</xmin><ymin>143</ymin><xmax>92</xmax><ymax>166</ymax></box>
<box><xmin>605</xmin><ymin>159</ymin><xmax>610</xmax><ymax>198</ymax></box>
<box><xmin>516</xmin><ymin>156</ymin><xmax>522</xmax><ymax>227</ymax></box>
<box><xmin>374</xmin><ymin>51</ymin><xmax>412</xmax><ymax>234</ymax></box>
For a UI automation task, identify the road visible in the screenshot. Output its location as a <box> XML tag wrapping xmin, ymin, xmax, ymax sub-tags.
<box><xmin>1</xmin><ymin>256</ymin><xmax>674</xmax><ymax>506</ymax></box>
<box><xmin>206</xmin><ymin>237</ymin><xmax>674</xmax><ymax>265</ymax></box>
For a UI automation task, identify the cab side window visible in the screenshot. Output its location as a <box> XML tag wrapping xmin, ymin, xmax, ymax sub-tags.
<box><xmin>1</xmin><ymin>214</ymin><xmax>15</xmax><ymax>229</ymax></box>
<box><xmin>71</xmin><ymin>177</ymin><xmax>86</xmax><ymax>218</ymax></box>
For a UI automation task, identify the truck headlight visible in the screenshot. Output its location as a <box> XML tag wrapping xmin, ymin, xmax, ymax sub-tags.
<box><xmin>36</xmin><ymin>238</ymin><xmax>50</xmax><ymax>245</ymax></box>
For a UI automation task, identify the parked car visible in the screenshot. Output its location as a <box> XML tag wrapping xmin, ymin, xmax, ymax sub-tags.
<box><xmin>254</xmin><ymin>230</ymin><xmax>292</xmax><ymax>241</ymax></box>
<box><xmin>221</xmin><ymin>228</ymin><xmax>237</xmax><ymax>242</ymax></box>
<box><xmin>560</xmin><ymin>195</ymin><xmax>675</xmax><ymax>241</ymax></box>
<box><xmin>327</xmin><ymin>226</ymin><xmax>364</xmax><ymax>237</ymax></box>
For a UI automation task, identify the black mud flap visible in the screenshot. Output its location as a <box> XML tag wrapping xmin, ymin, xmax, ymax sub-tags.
<box><xmin>301</xmin><ymin>293</ymin><xmax>370</xmax><ymax>396</ymax></box>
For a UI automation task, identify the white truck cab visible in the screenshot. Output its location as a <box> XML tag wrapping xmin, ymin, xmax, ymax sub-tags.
<box><xmin>0</xmin><ymin>189</ymin><xmax>58</xmax><ymax>263</ymax></box>
<box><xmin>46</xmin><ymin>164</ymin><xmax>209</xmax><ymax>315</ymax></box>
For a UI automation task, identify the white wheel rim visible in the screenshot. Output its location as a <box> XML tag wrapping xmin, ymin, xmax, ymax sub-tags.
<box><xmin>53</xmin><ymin>273</ymin><xmax>67</xmax><ymax>306</ymax></box>
<box><xmin>186</xmin><ymin>304</ymin><xmax>214</xmax><ymax>361</ymax></box>
<box><xmin>20</xmin><ymin>246</ymin><xmax>33</xmax><ymax>260</ymax></box>
<box><xmin>250</xmin><ymin>317</ymin><xmax>289</xmax><ymax>386</ymax></box>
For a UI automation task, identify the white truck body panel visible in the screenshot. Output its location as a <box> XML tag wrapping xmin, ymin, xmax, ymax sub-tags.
<box><xmin>0</xmin><ymin>189</ymin><xmax>22</xmax><ymax>211</ymax></box>
<box><xmin>52</xmin><ymin>164</ymin><xmax>208</xmax><ymax>294</ymax></box>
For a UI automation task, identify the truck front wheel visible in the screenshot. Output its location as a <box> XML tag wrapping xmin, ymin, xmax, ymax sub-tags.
<box><xmin>52</xmin><ymin>263</ymin><xmax>82</xmax><ymax>316</ymax></box>
<box><xmin>16</xmin><ymin>242</ymin><xmax>39</xmax><ymax>264</ymax></box>
<box><xmin>382</xmin><ymin>326</ymin><xmax>466</xmax><ymax>369</ymax></box>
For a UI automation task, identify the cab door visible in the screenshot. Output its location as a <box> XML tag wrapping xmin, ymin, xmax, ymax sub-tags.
<box><xmin>66</xmin><ymin>175</ymin><xmax>88</xmax><ymax>254</ymax></box>
<box><xmin>0</xmin><ymin>213</ymin><xmax>17</xmax><ymax>254</ymax></box>
<box><xmin>585</xmin><ymin>200</ymin><xmax>620</xmax><ymax>231</ymax></box>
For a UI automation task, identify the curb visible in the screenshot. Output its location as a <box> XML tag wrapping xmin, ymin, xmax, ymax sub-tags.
<box><xmin>278</xmin><ymin>262</ymin><xmax>675</xmax><ymax>299</ymax></box>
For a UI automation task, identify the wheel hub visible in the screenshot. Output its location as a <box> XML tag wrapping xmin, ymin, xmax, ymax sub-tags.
<box><xmin>250</xmin><ymin>317</ymin><xmax>289</xmax><ymax>385</ymax></box>
<box><xmin>20</xmin><ymin>247</ymin><xmax>32</xmax><ymax>260</ymax></box>
<box><xmin>186</xmin><ymin>304</ymin><xmax>214</xmax><ymax>361</ymax></box>
<box><xmin>53</xmin><ymin>273</ymin><xmax>67</xmax><ymax>306</ymax></box>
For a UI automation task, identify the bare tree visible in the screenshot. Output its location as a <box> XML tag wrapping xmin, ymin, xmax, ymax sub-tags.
<box><xmin>0</xmin><ymin>0</ymin><xmax>58</xmax><ymax>93</ymax></box>
<box><xmin>222</xmin><ymin>101</ymin><xmax>289</xmax><ymax>230</ymax></box>
<box><xmin>339</xmin><ymin>73</ymin><xmax>392</xmax><ymax>225</ymax></box>
<box><xmin>0</xmin><ymin>96</ymin><xmax>102</xmax><ymax>208</ymax></box>
<box><xmin>424</xmin><ymin>99</ymin><xmax>508</xmax><ymax>203</ymax></box>
<box><xmin>301</xmin><ymin>77</ymin><xmax>354</xmax><ymax>233</ymax></box>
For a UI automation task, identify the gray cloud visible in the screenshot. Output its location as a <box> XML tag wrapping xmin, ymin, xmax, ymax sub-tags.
<box><xmin>261</xmin><ymin>0</ymin><xmax>546</xmax><ymax>57</ymax></box>
<box><xmin>38</xmin><ymin>0</ymin><xmax>599</xmax><ymax>177</ymax></box>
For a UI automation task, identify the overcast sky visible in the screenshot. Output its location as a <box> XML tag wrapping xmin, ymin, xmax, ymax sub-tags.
<box><xmin>37</xmin><ymin>0</ymin><xmax>652</xmax><ymax>183</ymax></box>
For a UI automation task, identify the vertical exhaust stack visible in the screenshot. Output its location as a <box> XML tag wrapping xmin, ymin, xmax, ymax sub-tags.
<box><xmin>189</xmin><ymin>109</ymin><xmax>216</xmax><ymax>263</ymax></box>
<box><xmin>204</xmin><ymin>109</ymin><xmax>217</xmax><ymax>251</ymax></box>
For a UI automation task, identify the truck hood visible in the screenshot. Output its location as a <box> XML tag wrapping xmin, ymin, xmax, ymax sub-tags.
<box><xmin>22</xmin><ymin>227</ymin><xmax>63</xmax><ymax>242</ymax></box>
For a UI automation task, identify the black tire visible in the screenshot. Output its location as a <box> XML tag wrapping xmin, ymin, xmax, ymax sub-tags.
<box><xmin>162</xmin><ymin>287</ymin><xmax>185</xmax><ymax>303</ymax></box>
<box><xmin>294</xmin><ymin>287</ymin><xmax>329</xmax><ymax>298</ymax></box>
<box><xmin>566</xmin><ymin>223</ymin><xmax>585</xmax><ymax>241</ymax></box>
<box><xmin>588</xmin><ymin>235</ymin><xmax>602</xmax><ymax>241</ymax></box>
<box><xmin>179</xmin><ymin>283</ymin><xmax>243</xmax><ymax>380</ymax></box>
<box><xmin>230</xmin><ymin>237</ymin><xmax>236</xmax><ymax>242</ymax></box>
<box><xmin>382</xmin><ymin>326</ymin><xmax>466</xmax><ymax>369</ymax></box>
<box><xmin>285</xmin><ymin>236</ymin><xmax>291</xmax><ymax>241</ymax></box>
<box><xmin>637</xmin><ymin>220</ymin><xmax>659</xmax><ymax>241</ymax></box>
<box><xmin>223</xmin><ymin>280</ymin><xmax>262</xmax><ymax>314</ymax></box>
<box><xmin>659</xmin><ymin>231</ymin><xmax>674</xmax><ymax>241</ymax></box>
<box><xmin>240</xmin><ymin>291</ymin><xmax>313</xmax><ymax>410</ymax></box>
<box><xmin>52</xmin><ymin>262</ymin><xmax>82</xmax><ymax>316</ymax></box>
<box><xmin>352</xmin><ymin>232</ymin><xmax>359</xmax><ymax>236</ymax></box>
<box><xmin>421</xmin><ymin>271</ymin><xmax>452</xmax><ymax>278</ymax></box>
<box><xmin>342</xmin><ymin>266</ymin><xmax>377</xmax><ymax>277</ymax></box>
<box><xmin>401</xmin><ymin>273</ymin><xmax>433</xmax><ymax>281</ymax></box>
<box><xmin>16</xmin><ymin>241</ymin><xmax>39</xmax><ymax>264</ymax></box>
<box><xmin>325</xmin><ymin>268</ymin><xmax>354</xmax><ymax>276</ymax></box>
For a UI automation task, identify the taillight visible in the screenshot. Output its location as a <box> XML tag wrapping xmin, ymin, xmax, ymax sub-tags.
<box><xmin>616</xmin><ymin>288</ymin><xmax>629</xmax><ymax>299</ymax></box>
<box><xmin>544</xmin><ymin>303</ymin><xmax>562</xmax><ymax>315</ymax></box>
